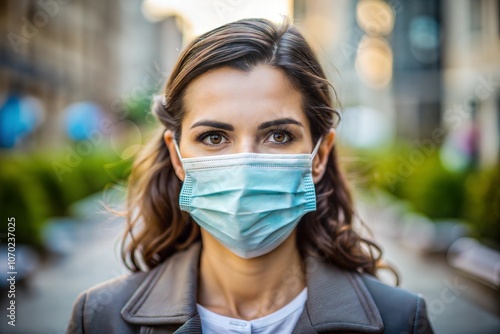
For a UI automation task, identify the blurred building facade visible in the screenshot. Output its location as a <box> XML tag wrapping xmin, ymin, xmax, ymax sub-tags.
<box><xmin>295</xmin><ymin>0</ymin><xmax>444</xmax><ymax>141</ymax></box>
<box><xmin>1</xmin><ymin>0</ymin><xmax>119</xmax><ymax>148</ymax></box>
<box><xmin>294</xmin><ymin>0</ymin><xmax>499</xmax><ymax>167</ymax></box>
<box><xmin>442</xmin><ymin>0</ymin><xmax>500</xmax><ymax>167</ymax></box>
<box><xmin>0</xmin><ymin>0</ymin><xmax>181</xmax><ymax>150</ymax></box>
<box><xmin>1</xmin><ymin>0</ymin><xmax>498</xmax><ymax>167</ymax></box>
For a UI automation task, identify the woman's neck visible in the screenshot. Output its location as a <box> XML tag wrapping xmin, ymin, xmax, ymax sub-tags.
<box><xmin>197</xmin><ymin>230</ymin><xmax>306</xmax><ymax>320</ymax></box>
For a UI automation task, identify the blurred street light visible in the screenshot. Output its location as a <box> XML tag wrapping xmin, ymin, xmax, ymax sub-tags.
<box><xmin>355</xmin><ymin>36</ymin><xmax>393</xmax><ymax>88</ymax></box>
<box><xmin>355</xmin><ymin>0</ymin><xmax>395</xmax><ymax>89</ymax></box>
<box><xmin>356</xmin><ymin>0</ymin><xmax>395</xmax><ymax>36</ymax></box>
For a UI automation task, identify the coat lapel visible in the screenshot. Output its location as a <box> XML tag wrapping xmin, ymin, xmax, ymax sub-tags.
<box><xmin>293</xmin><ymin>256</ymin><xmax>384</xmax><ymax>333</ymax></box>
<box><xmin>121</xmin><ymin>242</ymin><xmax>383</xmax><ymax>333</ymax></box>
<box><xmin>121</xmin><ymin>243</ymin><xmax>201</xmax><ymax>331</ymax></box>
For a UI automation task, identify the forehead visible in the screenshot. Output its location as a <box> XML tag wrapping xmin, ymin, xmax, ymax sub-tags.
<box><xmin>182</xmin><ymin>65</ymin><xmax>306</xmax><ymax>124</ymax></box>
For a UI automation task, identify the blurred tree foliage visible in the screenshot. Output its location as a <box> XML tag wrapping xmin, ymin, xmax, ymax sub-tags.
<box><xmin>346</xmin><ymin>143</ymin><xmax>499</xmax><ymax>245</ymax></box>
<box><xmin>464</xmin><ymin>166</ymin><xmax>500</xmax><ymax>247</ymax></box>
<box><xmin>0</xmin><ymin>149</ymin><xmax>131</xmax><ymax>248</ymax></box>
<box><xmin>123</xmin><ymin>92</ymin><xmax>156</xmax><ymax>126</ymax></box>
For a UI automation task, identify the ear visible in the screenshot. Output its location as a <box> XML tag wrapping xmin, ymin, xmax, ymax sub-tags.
<box><xmin>312</xmin><ymin>129</ymin><xmax>335</xmax><ymax>184</ymax></box>
<box><xmin>163</xmin><ymin>130</ymin><xmax>185</xmax><ymax>181</ymax></box>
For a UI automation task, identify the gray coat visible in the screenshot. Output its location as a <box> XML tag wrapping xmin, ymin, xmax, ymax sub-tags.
<box><xmin>67</xmin><ymin>243</ymin><xmax>434</xmax><ymax>333</ymax></box>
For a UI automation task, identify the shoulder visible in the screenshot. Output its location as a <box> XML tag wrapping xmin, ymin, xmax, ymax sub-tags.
<box><xmin>66</xmin><ymin>243</ymin><xmax>202</xmax><ymax>334</ymax></box>
<box><xmin>66</xmin><ymin>269</ymin><xmax>152</xmax><ymax>334</ymax></box>
<box><xmin>361</xmin><ymin>274</ymin><xmax>434</xmax><ymax>334</ymax></box>
<box><xmin>301</xmin><ymin>257</ymin><xmax>434</xmax><ymax>333</ymax></box>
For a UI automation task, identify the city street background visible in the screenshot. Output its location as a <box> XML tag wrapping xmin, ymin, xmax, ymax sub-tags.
<box><xmin>1</xmin><ymin>0</ymin><xmax>499</xmax><ymax>333</ymax></box>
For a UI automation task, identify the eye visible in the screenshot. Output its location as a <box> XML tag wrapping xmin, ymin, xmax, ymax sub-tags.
<box><xmin>197</xmin><ymin>131</ymin><xmax>228</xmax><ymax>146</ymax></box>
<box><xmin>207</xmin><ymin>133</ymin><xmax>223</xmax><ymax>144</ymax></box>
<box><xmin>267</xmin><ymin>130</ymin><xmax>293</xmax><ymax>144</ymax></box>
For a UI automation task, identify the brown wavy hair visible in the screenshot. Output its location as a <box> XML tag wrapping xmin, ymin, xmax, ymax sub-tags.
<box><xmin>122</xmin><ymin>18</ymin><xmax>385</xmax><ymax>277</ymax></box>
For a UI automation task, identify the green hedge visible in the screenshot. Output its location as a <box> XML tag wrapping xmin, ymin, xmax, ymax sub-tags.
<box><xmin>0</xmin><ymin>149</ymin><xmax>131</xmax><ymax>248</ymax></box>
<box><xmin>349</xmin><ymin>144</ymin><xmax>499</xmax><ymax>245</ymax></box>
<box><xmin>463</xmin><ymin>166</ymin><xmax>500</xmax><ymax>246</ymax></box>
<box><xmin>0</xmin><ymin>159</ymin><xmax>51</xmax><ymax>247</ymax></box>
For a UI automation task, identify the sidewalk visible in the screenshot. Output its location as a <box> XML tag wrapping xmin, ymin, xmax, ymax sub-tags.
<box><xmin>0</xmin><ymin>194</ymin><xmax>128</xmax><ymax>334</ymax></box>
<box><xmin>0</xmin><ymin>191</ymin><xmax>499</xmax><ymax>333</ymax></box>
<box><xmin>358</xmin><ymin>191</ymin><xmax>500</xmax><ymax>334</ymax></box>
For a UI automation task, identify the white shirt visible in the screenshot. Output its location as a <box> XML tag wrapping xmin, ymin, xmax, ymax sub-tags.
<box><xmin>196</xmin><ymin>288</ymin><xmax>307</xmax><ymax>334</ymax></box>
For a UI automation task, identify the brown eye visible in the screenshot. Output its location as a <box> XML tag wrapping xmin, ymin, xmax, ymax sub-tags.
<box><xmin>273</xmin><ymin>133</ymin><xmax>285</xmax><ymax>142</ymax></box>
<box><xmin>272</xmin><ymin>132</ymin><xmax>288</xmax><ymax>143</ymax></box>
<box><xmin>197</xmin><ymin>131</ymin><xmax>228</xmax><ymax>146</ymax></box>
<box><xmin>209</xmin><ymin>134</ymin><xmax>222</xmax><ymax>144</ymax></box>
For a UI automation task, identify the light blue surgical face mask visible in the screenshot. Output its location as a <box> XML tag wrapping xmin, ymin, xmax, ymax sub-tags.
<box><xmin>174</xmin><ymin>139</ymin><xmax>321</xmax><ymax>259</ymax></box>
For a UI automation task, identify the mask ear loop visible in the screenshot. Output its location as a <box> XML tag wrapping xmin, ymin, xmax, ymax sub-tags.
<box><xmin>172</xmin><ymin>136</ymin><xmax>183</xmax><ymax>161</ymax></box>
<box><xmin>311</xmin><ymin>137</ymin><xmax>323</xmax><ymax>159</ymax></box>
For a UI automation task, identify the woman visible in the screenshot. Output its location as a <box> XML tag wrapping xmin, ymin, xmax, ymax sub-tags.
<box><xmin>68</xmin><ymin>18</ymin><xmax>434</xmax><ymax>334</ymax></box>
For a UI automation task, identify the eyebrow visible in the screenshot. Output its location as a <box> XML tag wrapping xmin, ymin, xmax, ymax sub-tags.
<box><xmin>257</xmin><ymin>118</ymin><xmax>303</xmax><ymax>130</ymax></box>
<box><xmin>189</xmin><ymin>117</ymin><xmax>303</xmax><ymax>131</ymax></box>
<box><xmin>190</xmin><ymin>120</ymin><xmax>234</xmax><ymax>131</ymax></box>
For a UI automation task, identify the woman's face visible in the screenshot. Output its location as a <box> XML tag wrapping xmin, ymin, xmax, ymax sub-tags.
<box><xmin>179</xmin><ymin>65</ymin><xmax>313</xmax><ymax>157</ymax></box>
<box><xmin>165</xmin><ymin>65</ymin><xmax>334</xmax><ymax>182</ymax></box>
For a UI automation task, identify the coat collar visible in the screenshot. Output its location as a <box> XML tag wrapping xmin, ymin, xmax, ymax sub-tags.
<box><xmin>121</xmin><ymin>242</ymin><xmax>384</xmax><ymax>333</ymax></box>
<box><xmin>292</xmin><ymin>256</ymin><xmax>384</xmax><ymax>333</ymax></box>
